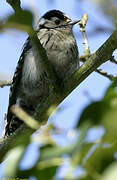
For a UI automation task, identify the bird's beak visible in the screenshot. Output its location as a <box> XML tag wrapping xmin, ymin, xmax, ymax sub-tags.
<box><xmin>67</xmin><ymin>20</ymin><xmax>81</xmax><ymax>26</ymax></box>
<box><xmin>64</xmin><ymin>15</ymin><xmax>80</xmax><ymax>26</ymax></box>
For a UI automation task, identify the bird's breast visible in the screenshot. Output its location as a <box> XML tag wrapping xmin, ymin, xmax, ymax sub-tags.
<box><xmin>39</xmin><ymin>30</ymin><xmax>78</xmax><ymax>79</ymax></box>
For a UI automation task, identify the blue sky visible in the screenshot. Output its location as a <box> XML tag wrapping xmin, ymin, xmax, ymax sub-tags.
<box><xmin>0</xmin><ymin>0</ymin><xmax>116</xmax><ymax>178</ymax></box>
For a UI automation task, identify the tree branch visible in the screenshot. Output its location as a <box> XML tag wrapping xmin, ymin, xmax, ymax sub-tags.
<box><xmin>0</xmin><ymin>0</ymin><xmax>117</xmax><ymax>163</ymax></box>
<box><xmin>6</xmin><ymin>0</ymin><xmax>21</xmax><ymax>12</ymax></box>
<box><xmin>79</xmin><ymin>55</ymin><xmax>117</xmax><ymax>81</ymax></box>
<box><xmin>110</xmin><ymin>56</ymin><xmax>117</xmax><ymax>65</ymax></box>
<box><xmin>34</xmin><ymin>29</ymin><xmax>117</xmax><ymax>124</ymax></box>
<box><xmin>1</xmin><ymin>54</ymin><xmax>116</xmax><ymax>88</ymax></box>
<box><xmin>0</xmin><ymin>80</ymin><xmax>12</xmax><ymax>88</ymax></box>
<box><xmin>28</xmin><ymin>31</ymin><xmax>60</xmax><ymax>92</ymax></box>
<box><xmin>0</xmin><ymin>125</ymin><xmax>33</xmax><ymax>163</ymax></box>
<box><xmin>96</xmin><ymin>69</ymin><xmax>117</xmax><ymax>80</ymax></box>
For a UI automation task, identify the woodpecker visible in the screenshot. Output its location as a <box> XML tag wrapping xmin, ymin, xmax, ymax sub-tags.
<box><xmin>4</xmin><ymin>10</ymin><xmax>79</xmax><ymax>137</ymax></box>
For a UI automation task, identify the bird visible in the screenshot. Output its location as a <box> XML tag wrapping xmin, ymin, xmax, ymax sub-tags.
<box><xmin>4</xmin><ymin>10</ymin><xmax>79</xmax><ymax>137</ymax></box>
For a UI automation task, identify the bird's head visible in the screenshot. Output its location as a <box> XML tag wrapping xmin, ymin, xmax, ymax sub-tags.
<box><xmin>37</xmin><ymin>10</ymin><xmax>80</xmax><ymax>30</ymax></box>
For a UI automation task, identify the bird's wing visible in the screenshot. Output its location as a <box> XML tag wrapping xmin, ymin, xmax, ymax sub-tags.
<box><xmin>4</xmin><ymin>37</ymin><xmax>32</xmax><ymax>136</ymax></box>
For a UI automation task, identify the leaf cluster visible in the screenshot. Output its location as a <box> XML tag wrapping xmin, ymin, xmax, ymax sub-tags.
<box><xmin>3</xmin><ymin>80</ymin><xmax>117</xmax><ymax>179</ymax></box>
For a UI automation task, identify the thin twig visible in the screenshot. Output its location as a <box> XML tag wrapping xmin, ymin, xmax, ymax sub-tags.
<box><xmin>6</xmin><ymin>0</ymin><xmax>21</xmax><ymax>12</ymax></box>
<box><xmin>0</xmin><ymin>80</ymin><xmax>12</xmax><ymax>88</ymax></box>
<box><xmin>78</xmin><ymin>14</ymin><xmax>90</xmax><ymax>56</ymax></box>
<box><xmin>96</xmin><ymin>69</ymin><xmax>117</xmax><ymax>80</ymax></box>
<box><xmin>79</xmin><ymin>56</ymin><xmax>117</xmax><ymax>81</ymax></box>
<box><xmin>2</xmin><ymin>56</ymin><xmax>115</xmax><ymax>88</ymax></box>
<box><xmin>3</xmin><ymin>56</ymin><xmax>115</xmax><ymax>88</ymax></box>
<box><xmin>78</xmin><ymin>15</ymin><xmax>117</xmax><ymax>81</ymax></box>
<box><xmin>110</xmin><ymin>56</ymin><xmax>117</xmax><ymax>65</ymax></box>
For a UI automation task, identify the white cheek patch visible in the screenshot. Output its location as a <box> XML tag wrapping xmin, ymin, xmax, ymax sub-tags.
<box><xmin>38</xmin><ymin>18</ymin><xmax>46</xmax><ymax>26</ymax></box>
<box><xmin>35</xmin><ymin>18</ymin><xmax>48</xmax><ymax>30</ymax></box>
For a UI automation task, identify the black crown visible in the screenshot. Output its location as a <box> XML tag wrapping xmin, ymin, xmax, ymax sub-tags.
<box><xmin>42</xmin><ymin>10</ymin><xmax>65</xmax><ymax>20</ymax></box>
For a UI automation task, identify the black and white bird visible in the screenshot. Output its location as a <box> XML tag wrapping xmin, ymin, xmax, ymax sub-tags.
<box><xmin>4</xmin><ymin>10</ymin><xmax>79</xmax><ymax>137</ymax></box>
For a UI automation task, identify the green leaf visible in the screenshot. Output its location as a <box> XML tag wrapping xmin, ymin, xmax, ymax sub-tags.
<box><xmin>101</xmin><ymin>162</ymin><xmax>117</xmax><ymax>180</ymax></box>
<box><xmin>77</xmin><ymin>80</ymin><xmax>117</xmax><ymax>143</ymax></box>
<box><xmin>39</xmin><ymin>123</ymin><xmax>90</xmax><ymax>162</ymax></box>
<box><xmin>77</xmin><ymin>101</ymin><xmax>109</xmax><ymax>128</ymax></box>
<box><xmin>77</xmin><ymin>143</ymin><xmax>94</xmax><ymax>165</ymax></box>
<box><xmin>5</xmin><ymin>10</ymin><xmax>33</xmax><ymax>32</ymax></box>
<box><xmin>104</xmin><ymin>79</ymin><xmax>117</xmax><ymax>101</ymax></box>
<box><xmin>3</xmin><ymin>129</ymin><xmax>32</xmax><ymax>177</ymax></box>
<box><xmin>79</xmin><ymin>175</ymin><xmax>94</xmax><ymax>180</ymax></box>
<box><xmin>84</xmin><ymin>142</ymin><xmax>117</xmax><ymax>174</ymax></box>
<box><xmin>102</xmin><ymin>80</ymin><xmax>117</xmax><ymax>142</ymax></box>
<box><xmin>76</xmin><ymin>80</ymin><xmax>117</xmax><ymax>176</ymax></box>
<box><xmin>35</xmin><ymin>166</ymin><xmax>57</xmax><ymax>179</ymax></box>
<box><xmin>5</xmin><ymin>145</ymin><xmax>26</xmax><ymax>178</ymax></box>
<box><xmin>17</xmin><ymin>165</ymin><xmax>57</xmax><ymax>179</ymax></box>
<box><xmin>8</xmin><ymin>10</ymin><xmax>33</xmax><ymax>26</ymax></box>
<box><xmin>101</xmin><ymin>99</ymin><xmax>117</xmax><ymax>143</ymax></box>
<box><xmin>39</xmin><ymin>144</ymin><xmax>74</xmax><ymax>161</ymax></box>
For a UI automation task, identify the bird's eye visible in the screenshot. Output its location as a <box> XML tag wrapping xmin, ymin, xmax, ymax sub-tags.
<box><xmin>55</xmin><ymin>19</ymin><xmax>60</xmax><ymax>25</ymax></box>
